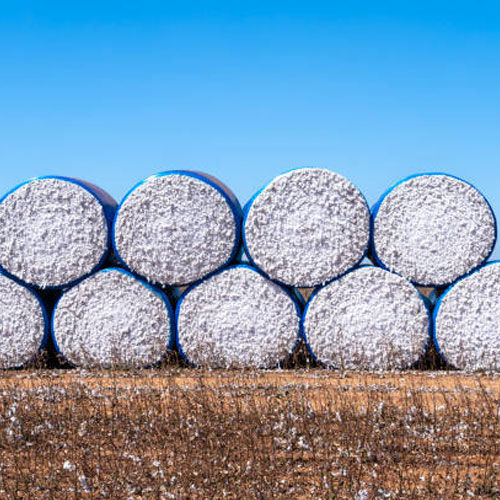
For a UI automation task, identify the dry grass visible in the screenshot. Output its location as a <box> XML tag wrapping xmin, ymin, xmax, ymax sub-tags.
<box><xmin>0</xmin><ymin>369</ymin><xmax>498</xmax><ymax>499</ymax></box>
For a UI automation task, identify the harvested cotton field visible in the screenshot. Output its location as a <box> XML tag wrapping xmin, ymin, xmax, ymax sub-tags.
<box><xmin>176</xmin><ymin>265</ymin><xmax>301</xmax><ymax>368</ymax></box>
<box><xmin>113</xmin><ymin>171</ymin><xmax>242</xmax><ymax>286</ymax></box>
<box><xmin>371</xmin><ymin>173</ymin><xmax>497</xmax><ymax>287</ymax></box>
<box><xmin>52</xmin><ymin>268</ymin><xmax>173</xmax><ymax>368</ymax></box>
<box><xmin>0</xmin><ymin>177</ymin><xmax>116</xmax><ymax>289</ymax></box>
<box><xmin>0</xmin><ymin>370</ymin><xmax>498</xmax><ymax>499</ymax></box>
<box><xmin>303</xmin><ymin>266</ymin><xmax>430</xmax><ymax>370</ymax></box>
<box><xmin>434</xmin><ymin>261</ymin><xmax>500</xmax><ymax>371</ymax></box>
<box><xmin>0</xmin><ymin>274</ymin><xmax>47</xmax><ymax>369</ymax></box>
<box><xmin>243</xmin><ymin>168</ymin><xmax>370</xmax><ymax>287</ymax></box>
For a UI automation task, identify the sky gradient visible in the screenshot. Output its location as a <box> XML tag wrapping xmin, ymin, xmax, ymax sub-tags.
<box><xmin>1</xmin><ymin>2</ymin><xmax>499</xmax><ymax>255</ymax></box>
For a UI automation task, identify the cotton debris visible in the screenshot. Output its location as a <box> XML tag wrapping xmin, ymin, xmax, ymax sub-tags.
<box><xmin>303</xmin><ymin>266</ymin><xmax>430</xmax><ymax>370</ymax></box>
<box><xmin>176</xmin><ymin>265</ymin><xmax>301</xmax><ymax>368</ymax></box>
<box><xmin>52</xmin><ymin>268</ymin><xmax>173</xmax><ymax>368</ymax></box>
<box><xmin>243</xmin><ymin>168</ymin><xmax>370</xmax><ymax>287</ymax></box>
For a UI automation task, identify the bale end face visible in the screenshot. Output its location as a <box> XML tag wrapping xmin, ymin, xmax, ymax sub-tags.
<box><xmin>243</xmin><ymin>168</ymin><xmax>370</xmax><ymax>287</ymax></box>
<box><xmin>303</xmin><ymin>266</ymin><xmax>431</xmax><ymax>371</ymax></box>
<box><xmin>434</xmin><ymin>261</ymin><xmax>500</xmax><ymax>372</ymax></box>
<box><xmin>52</xmin><ymin>268</ymin><xmax>173</xmax><ymax>368</ymax></box>
<box><xmin>372</xmin><ymin>173</ymin><xmax>496</xmax><ymax>287</ymax></box>
<box><xmin>176</xmin><ymin>265</ymin><xmax>302</xmax><ymax>368</ymax></box>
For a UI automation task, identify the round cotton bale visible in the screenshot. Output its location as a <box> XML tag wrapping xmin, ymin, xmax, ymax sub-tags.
<box><xmin>0</xmin><ymin>176</ymin><xmax>116</xmax><ymax>289</ymax></box>
<box><xmin>433</xmin><ymin>261</ymin><xmax>500</xmax><ymax>371</ymax></box>
<box><xmin>175</xmin><ymin>265</ymin><xmax>302</xmax><ymax>368</ymax></box>
<box><xmin>0</xmin><ymin>273</ymin><xmax>48</xmax><ymax>369</ymax></box>
<box><xmin>243</xmin><ymin>168</ymin><xmax>370</xmax><ymax>287</ymax></box>
<box><xmin>371</xmin><ymin>173</ymin><xmax>497</xmax><ymax>287</ymax></box>
<box><xmin>52</xmin><ymin>268</ymin><xmax>174</xmax><ymax>368</ymax></box>
<box><xmin>113</xmin><ymin>171</ymin><xmax>242</xmax><ymax>286</ymax></box>
<box><xmin>303</xmin><ymin>266</ymin><xmax>431</xmax><ymax>370</ymax></box>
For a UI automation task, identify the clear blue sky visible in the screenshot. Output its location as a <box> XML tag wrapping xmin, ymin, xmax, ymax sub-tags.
<box><xmin>1</xmin><ymin>2</ymin><xmax>499</xmax><ymax>254</ymax></box>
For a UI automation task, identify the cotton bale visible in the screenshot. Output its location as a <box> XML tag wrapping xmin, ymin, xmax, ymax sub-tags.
<box><xmin>113</xmin><ymin>171</ymin><xmax>242</xmax><ymax>286</ymax></box>
<box><xmin>0</xmin><ymin>273</ymin><xmax>48</xmax><ymax>369</ymax></box>
<box><xmin>371</xmin><ymin>173</ymin><xmax>496</xmax><ymax>287</ymax></box>
<box><xmin>243</xmin><ymin>168</ymin><xmax>370</xmax><ymax>287</ymax></box>
<box><xmin>0</xmin><ymin>176</ymin><xmax>116</xmax><ymax>289</ymax></box>
<box><xmin>302</xmin><ymin>266</ymin><xmax>431</xmax><ymax>370</ymax></box>
<box><xmin>433</xmin><ymin>261</ymin><xmax>500</xmax><ymax>371</ymax></box>
<box><xmin>52</xmin><ymin>268</ymin><xmax>174</xmax><ymax>368</ymax></box>
<box><xmin>175</xmin><ymin>265</ymin><xmax>302</xmax><ymax>368</ymax></box>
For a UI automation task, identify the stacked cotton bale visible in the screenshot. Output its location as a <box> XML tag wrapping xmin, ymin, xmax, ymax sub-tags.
<box><xmin>243</xmin><ymin>168</ymin><xmax>371</xmax><ymax>287</ymax></box>
<box><xmin>52</xmin><ymin>268</ymin><xmax>174</xmax><ymax>368</ymax></box>
<box><xmin>113</xmin><ymin>171</ymin><xmax>242</xmax><ymax>286</ymax></box>
<box><xmin>175</xmin><ymin>265</ymin><xmax>301</xmax><ymax>368</ymax></box>
<box><xmin>302</xmin><ymin>266</ymin><xmax>431</xmax><ymax>370</ymax></box>
<box><xmin>0</xmin><ymin>273</ymin><xmax>48</xmax><ymax>368</ymax></box>
<box><xmin>371</xmin><ymin>173</ymin><xmax>497</xmax><ymax>287</ymax></box>
<box><xmin>433</xmin><ymin>262</ymin><xmax>500</xmax><ymax>371</ymax></box>
<box><xmin>0</xmin><ymin>176</ymin><xmax>116</xmax><ymax>289</ymax></box>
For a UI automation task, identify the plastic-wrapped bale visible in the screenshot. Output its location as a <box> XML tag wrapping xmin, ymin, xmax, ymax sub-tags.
<box><xmin>243</xmin><ymin>168</ymin><xmax>370</xmax><ymax>287</ymax></box>
<box><xmin>52</xmin><ymin>268</ymin><xmax>174</xmax><ymax>368</ymax></box>
<box><xmin>302</xmin><ymin>266</ymin><xmax>431</xmax><ymax>370</ymax></box>
<box><xmin>113</xmin><ymin>171</ymin><xmax>242</xmax><ymax>286</ymax></box>
<box><xmin>175</xmin><ymin>265</ymin><xmax>302</xmax><ymax>368</ymax></box>
<box><xmin>371</xmin><ymin>173</ymin><xmax>497</xmax><ymax>287</ymax></box>
<box><xmin>433</xmin><ymin>261</ymin><xmax>500</xmax><ymax>371</ymax></box>
<box><xmin>0</xmin><ymin>176</ymin><xmax>116</xmax><ymax>289</ymax></box>
<box><xmin>0</xmin><ymin>273</ymin><xmax>48</xmax><ymax>369</ymax></box>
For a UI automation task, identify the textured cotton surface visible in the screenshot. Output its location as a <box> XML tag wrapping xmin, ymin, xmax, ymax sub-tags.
<box><xmin>434</xmin><ymin>262</ymin><xmax>500</xmax><ymax>371</ymax></box>
<box><xmin>373</xmin><ymin>174</ymin><xmax>496</xmax><ymax>286</ymax></box>
<box><xmin>0</xmin><ymin>178</ymin><xmax>110</xmax><ymax>288</ymax></box>
<box><xmin>53</xmin><ymin>269</ymin><xmax>172</xmax><ymax>368</ymax></box>
<box><xmin>114</xmin><ymin>173</ymin><xmax>239</xmax><ymax>286</ymax></box>
<box><xmin>0</xmin><ymin>275</ymin><xmax>46</xmax><ymax>369</ymax></box>
<box><xmin>243</xmin><ymin>168</ymin><xmax>370</xmax><ymax>287</ymax></box>
<box><xmin>303</xmin><ymin>267</ymin><xmax>430</xmax><ymax>370</ymax></box>
<box><xmin>176</xmin><ymin>266</ymin><xmax>300</xmax><ymax>368</ymax></box>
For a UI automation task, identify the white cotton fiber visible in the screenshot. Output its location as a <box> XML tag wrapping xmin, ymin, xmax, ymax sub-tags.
<box><xmin>52</xmin><ymin>268</ymin><xmax>173</xmax><ymax>368</ymax></box>
<box><xmin>303</xmin><ymin>266</ymin><xmax>430</xmax><ymax>370</ymax></box>
<box><xmin>372</xmin><ymin>174</ymin><xmax>496</xmax><ymax>287</ymax></box>
<box><xmin>113</xmin><ymin>171</ymin><xmax>242</xmax><ymax>286</ymax></box>
<box><xmin>176</xmin><ymin>265</ymin><xmax>301</xmax><ymax>368</ymax></box>
<box><xmin>0</xmin><ymin>274</ymin><xmax>47</xmax><ymax>369</ymax></box>
<box><xmin>0</xmin><ymin>177</ymin><xmax>115</xmax><ymax>288</ymax></box>
<box><xmin>433</xmin><ymin>262</ymin><xmax>500</xmax><ymax>371</ymax></box>
<box><xmin>243</xmin><ymin>168</ymin><xmax>370</xmax><ymax>287</ymax></box>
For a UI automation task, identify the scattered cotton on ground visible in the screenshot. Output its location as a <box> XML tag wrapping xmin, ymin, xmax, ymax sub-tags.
<box><xmin>434</xmin><ymin>262</ymin><xmax>500</xmax><ymax>371</ymax></box>
<box><xmin>0</xmin><ymin>275</ymin><xmax>46</xmax><ymax>368</ymax></box>
<box><xmin>372</xmin><ymin>174</ymin><xmax>496</xmax><ymax>286</ymax></box>
<box><xmin>0</xmin><ymin>178</ymin><xmax>112</xmax><ymax>288</ymax></box>
<box><xmin>52</xmin><ymin>269</ymin><xmax>173</xmax><ymax>368</ymax></box>
<box><xmin>113</xmin><ymin>172</ymin><xmax>240</xmax><ymax>286</ymax></box>
<box><xmin>243</xmin><ymin>168</ymin><xmax>370</xmax><ymax>287</ymax></box>
<box><xmin>176</xmin><ymin>266</ymin><xmax>301</xmax><ymax>368</ymax></box>
<box><xmin>303</xmin><ymin>266</ymin><xmax>430</xmax><ymax>370</ymax></box>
